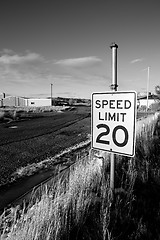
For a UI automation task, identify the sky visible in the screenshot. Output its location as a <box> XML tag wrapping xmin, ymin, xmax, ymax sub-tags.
<box><xmin>0</xmin><ymin>0</ymin><xmax>160</xmax><ymax>99</ymax></box>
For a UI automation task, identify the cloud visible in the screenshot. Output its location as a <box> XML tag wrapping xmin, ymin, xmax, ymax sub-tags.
<box><xmin>0</xmin><ymin>50</ymin><xmax>106</xmax><ymax>98</ymax></box>
<box><xmin>54</xmin><ymin>56</ymin><xmax>102</xmax><ymax>68</ymax></box>
<box><xmin>130</xmin><ymin>58</ymin><xmax>143</xmax><ymax>64</ymax></box>
<box><xmin>0</xmin><ymin>49</ymin><xmax>15</xmax><ymax>55</ymax></box>
<box><xmin>57</xmin><ymin>91</ymin><xmax>77</xmax><ymax>98</ymax></box>
<box><xmin>0</xmin><ymin>51</ymin><xmax>44</xmax><ymax>65</ymax></box>
<box><xmin>52</xmin><ymin>75</ymin><xmax>73</xmax><ymax>81</ymax></box>
<box><xmin>0</xmin><ymin>49</ymin><xmax>51</xmax><ymax>90</ymax></box>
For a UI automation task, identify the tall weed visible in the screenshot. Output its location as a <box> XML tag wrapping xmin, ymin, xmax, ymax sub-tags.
<box><xmin>1</xmin><ymin>112</ymin><xmax>160</xmax><ymax>240</ymax></box>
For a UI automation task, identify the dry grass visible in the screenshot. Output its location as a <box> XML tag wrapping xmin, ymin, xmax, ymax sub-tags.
<box><xmin>0</xmin><ymin>106</ymin><xmax>69</xmax><ymax>122</ymax></box>
<box><xmin>1</xmin><ymin>153</ymin><xmax>109</xmax><ymax>240</ymax></box>
<box><xmin>1</xmin><ymin>112</ymin><xmax>160</xmax><ymax>240</ymax></box>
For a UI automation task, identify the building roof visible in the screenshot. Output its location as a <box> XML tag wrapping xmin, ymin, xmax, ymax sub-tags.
<box><xmin>137</xmin><ymin>94</ymin><xmax>159</xmax><ymax>100</ymax></box>
<box><xmin>2</xmin><ymin>95</ymin><xmax>29</xmax><ymax>99</ymax></box>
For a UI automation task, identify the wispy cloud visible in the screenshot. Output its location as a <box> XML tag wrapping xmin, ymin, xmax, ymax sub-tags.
<box><xmin>0</xmin><ymin>48</ymin><xmax>15</xmax><ymax>55</ymax></box>
<box><xmin>130</xmin><ymin>58</ymin><xmax>143</xmax><ymax>64</ymax></box>
<box><xmin>54</xmin><ymin>56</ymin><xmax>102</xmax><ymax>68</ymax></box>
<box><xmin>57</xmin><ymin>91</ymin><xmax>77</xmax><ymax>98</ymax></box>
<box><xmin>0</xmin><ymin>49</ymin><xmax>50</xmax><ymax>89</ymax></box>
<box><xmin>0</xmin><ymin>50</ymin><xmax>106</xmax><ymax>98</ymax></box>
<box><xmin>0</xmin><ymin>51</ymin><xmax>44</xmax><ymax>65</ymax></box>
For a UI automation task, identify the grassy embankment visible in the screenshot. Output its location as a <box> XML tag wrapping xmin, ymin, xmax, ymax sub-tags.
<box><xmin>0</xmin><ymin>106</ymin><xmax>70</xmax><ymax>121</ymax></box>
<box><xmin>1</xmin><ymin>112</ymin><xmax>160</xmax><ymax>239</ymax></box>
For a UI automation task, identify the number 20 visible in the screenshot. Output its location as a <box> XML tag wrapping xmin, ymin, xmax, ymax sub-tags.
<box><xmin>96</xmin><ymin>124</ymin><xmax>128</xmax><ymax>147</ymax></box>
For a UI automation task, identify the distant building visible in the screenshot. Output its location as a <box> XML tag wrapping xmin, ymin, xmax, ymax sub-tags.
<box><xmin>137</xmin><ymin>92</ymin><xmax>152</xmax><ymax>98</ymax></box>
<box><xmin>26</xmin><ymin>98</ymin><xmax>51</xmax><ymax>107</ymax></box>
<box><xmin>0</xmin><ymin>94</ymin><xmax>90</xmax><ymax>108</ymax></box>
<box><xmin>0</xmin><ymin>95</ymin><xmax>52</xmax><ymax>107</ymax></box>
<box><xmin>137</xmin><ymin>94</ymin><xmax>159</xmax><ymax>109</ymax></box>
<box><xmin>2</xmin><ymin>96</ymin><xmax>27</xmax><ymax>107</ymax></box>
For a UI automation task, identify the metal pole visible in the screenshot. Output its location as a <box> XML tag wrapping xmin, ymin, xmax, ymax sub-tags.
<box><xmin>110</xmin><ymin>43</ymin><xmax>118</xmax><ymax>91</ymax></box>
<box><xmin>146</xmin><ymin>66</ymin><xmax>150</xmax><ymax>110</ymax></box>
<box><xmin>51</xmin><ymin>83</ymin><xmax>53</xmax><ymax>106</ymax></box>
<box><xmin>110</xmin><ymin>43</ymin><xmax>118</xmax><ymax>190</ymax></box>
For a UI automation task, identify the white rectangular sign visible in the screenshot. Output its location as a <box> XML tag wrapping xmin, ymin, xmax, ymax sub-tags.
<box><xmin>92</xmin><ymin>91</ymin><xmax>137</xmax><ymax>157</ymax></box>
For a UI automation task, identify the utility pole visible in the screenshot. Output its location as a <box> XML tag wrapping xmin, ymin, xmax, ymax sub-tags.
<box><xmin>146</xmin><ymin>66</ymin><xmax>150</xmax><ymax>110</ymax></box>
<box><xmin>110</xmin><ymin>42</ymin><xmax>118</xmax><ymax>190</ymax></box>
<box><xmin>51</xmin><ymin>83</ymin><xmax>53</xmax><ymax>106</ymax></box>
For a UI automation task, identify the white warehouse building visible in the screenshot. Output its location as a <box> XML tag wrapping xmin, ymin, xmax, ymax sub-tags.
<box><xmin>0</xmin><ymin>95</ymin><xmax>52</xmax><ymax>107</ymax></box>
<box><xmin>26</xmin><ymin>98</ymin><xmax>51</xmax><ymax>107</ymax></box>
<box><xmin>137</xmin><ymin>94</ymin><xmax>159</xmax><ymax>109</ymax></box>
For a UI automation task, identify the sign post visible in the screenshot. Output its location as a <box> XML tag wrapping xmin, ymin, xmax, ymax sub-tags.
<box><xmin>110</xmin><ymin>43</ymin><xmax>118</xmax><ymax>190</ymax></box>
<box><xmin>91</xmin><ymin>43</ymin><xmax>137</xmax><ymax>191</ymax></box>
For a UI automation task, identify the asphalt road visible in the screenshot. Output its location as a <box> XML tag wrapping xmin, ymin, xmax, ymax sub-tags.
<box><xmin>0</xmin><ymin>106</ymin><xmax>91</xmax><ymax>188</ymax></box>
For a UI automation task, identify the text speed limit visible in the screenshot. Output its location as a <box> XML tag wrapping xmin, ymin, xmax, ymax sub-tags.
<box><xmin>92</xmin><ymin>91</ymin><xmax>137</xmax><ymax>157</ymax></box>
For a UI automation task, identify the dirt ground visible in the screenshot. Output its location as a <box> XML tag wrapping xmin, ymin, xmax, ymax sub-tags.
<box><xmin>0</xmin><ymin>106</ymin><xmax>91</xmax><ymax>188</ymax></box>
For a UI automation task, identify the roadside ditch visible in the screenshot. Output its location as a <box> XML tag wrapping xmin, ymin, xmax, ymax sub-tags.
<box><xmin>0</xmin><ymin>138</ymin><xmax>91</xmax><ymax>214</ymax></box>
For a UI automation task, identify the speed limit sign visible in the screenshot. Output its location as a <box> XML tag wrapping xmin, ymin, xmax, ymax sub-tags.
<box><xmin>91</xmin><ymin>91</ymin><xmax>137</xmax><ymax>157</ymax></box>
